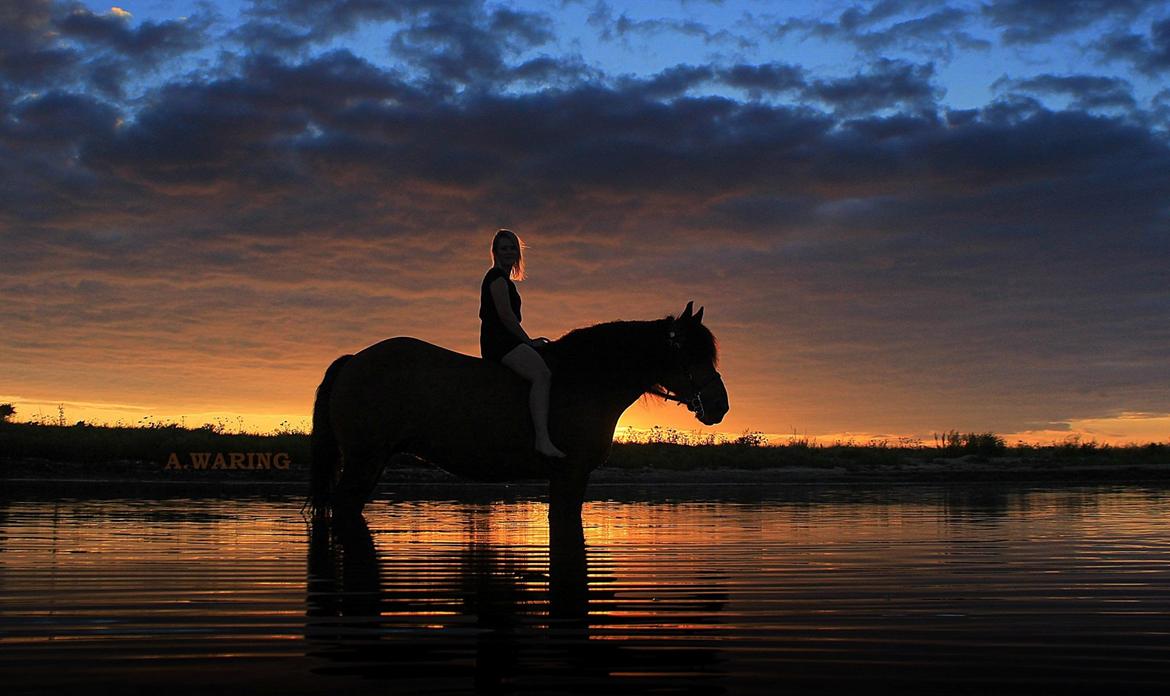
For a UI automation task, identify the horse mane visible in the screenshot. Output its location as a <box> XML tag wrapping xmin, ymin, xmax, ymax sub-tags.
<box><xmin>677</xmin><ymin>318</ymin><xmax>718</xmax><ymax>366</ymax></box>
<box><xmin>547</xmin><ymin>314</ymin><xmax>718</xmax><ymax>384</ymax></box>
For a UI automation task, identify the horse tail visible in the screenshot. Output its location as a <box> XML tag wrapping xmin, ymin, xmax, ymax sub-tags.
<box><xmin>310</xmin><ymin>354</ymin><xmax>354</xmax><ymax>513</ymax></box>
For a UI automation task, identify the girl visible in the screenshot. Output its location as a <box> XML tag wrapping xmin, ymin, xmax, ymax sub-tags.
<box><xmin>480</xmin><ymin>229</ymin><xmax>566</xmax><ymax>458</ymax></box>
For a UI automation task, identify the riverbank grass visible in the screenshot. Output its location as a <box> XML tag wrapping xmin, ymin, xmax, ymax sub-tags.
<box><xmin>2</xmin><ymin>420</ymin><xmax>1168</xmax><ymax>480</ymax></box>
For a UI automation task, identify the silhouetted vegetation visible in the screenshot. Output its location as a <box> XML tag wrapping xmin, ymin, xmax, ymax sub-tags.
<box><xmin>0</xmin><ymin>420</ymin><xmax>310</xmax><ymax>480</ymax></box>
<box><xmin>602</xmin><ymin>427</ymin><xmax>1168</xmax><ymax>476</ymax></box>
<box><xmin>932</xmin><ymin>430</ymin><xmax>1008</xmax><ymax>457</ymax></box>
<box><xmin>0</xmin><ymin>403</ymin><xmax>14</xmax><ymax>422</ymax></box>
<box><xmin>1</xmin><ymin>420</ymin><xmax>1167</xmax><ymax>482</ymax></box>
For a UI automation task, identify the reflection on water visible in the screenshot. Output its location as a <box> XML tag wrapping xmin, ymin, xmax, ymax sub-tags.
<box><xmin>3</xmin><ymin>485</ymin><xmax>1170</xmax><ymax>693</ymax></box>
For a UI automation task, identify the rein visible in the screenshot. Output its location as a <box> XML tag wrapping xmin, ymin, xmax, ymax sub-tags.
<box><xmin>647</xmin><ymin>372</ymin><xmax>721</xmax><ymax>419</ymax></box>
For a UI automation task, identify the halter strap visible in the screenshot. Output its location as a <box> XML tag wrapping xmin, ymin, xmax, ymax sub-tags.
<box><xmin>651</xmin><ymin>322</ymin><xmax>721</xmax><ymax>419</ymax></box>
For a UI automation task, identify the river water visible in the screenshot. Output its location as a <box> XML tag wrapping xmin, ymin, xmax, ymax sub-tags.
<box><xmin>2</xmin><ymin>483</ymin><xmax>1169</xmax><ymax>694</ymax></box>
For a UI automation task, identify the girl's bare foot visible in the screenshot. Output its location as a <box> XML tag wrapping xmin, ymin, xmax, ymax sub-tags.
<box><xmin>537</xmin><ymin>440</ymin><xmax>566</xmax><ymax>458</ymax></box>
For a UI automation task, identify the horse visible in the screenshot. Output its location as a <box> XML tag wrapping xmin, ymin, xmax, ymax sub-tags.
<box><xmin>309</xmin><ymin>302</ymin><xmax>728</xmax><ymax>531</ymax></box>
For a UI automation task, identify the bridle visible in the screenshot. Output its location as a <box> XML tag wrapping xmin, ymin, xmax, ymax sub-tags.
<box><xmin>647</xmin><ymin>328</ymin><xmax>722</xmax><ymax>421</ymax></box>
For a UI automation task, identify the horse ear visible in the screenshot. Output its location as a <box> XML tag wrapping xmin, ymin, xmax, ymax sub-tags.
<box><xmin>681</xmin><ymin>301</ymin><xmax>694</xmax><ymax>321</ymax></box>
<box><xmin>694</xmin><ymin>306</ymin><xmax>704</xmax><ymax>324</ymax></box>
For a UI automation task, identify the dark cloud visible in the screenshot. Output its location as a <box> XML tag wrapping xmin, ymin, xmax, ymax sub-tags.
<box><xmin>236</xmin><ymin>0</ymin><xmax>558</xmax><ymax>82</ymax></box>
<box><xmin>617</xmin><ymin>62</ymin><xmax>805</xmax><ymax>100</ymax></box>
<box><xmin>993</xmin><ymin>74</ymin><xmax>1137</xmax><ymax>111</ymax></box>
<box><xmin>719</xmin><ymin>63</ymin><xmax>805</xmax><ymax>96</ymax></box>
<box><xmin>982</xmin><ymin>0</ymin><xmax>1162</xmax><ymax>44</ymax></box>
<box><xmin>851</xmin><ymin>8</ymin><xmax>989</xmax><ymax>56</ymax></box>
<box><xmin>245</xmin><ymin>0</ymin><xmax>414</xmax><ymax>26</ymax></box>
<box><xmin>588</xmin><ymin>0</ymin><xmax>752</xmax><ymax>48</ymax></box>
<box><xmin>1153</xmin><ymin>89</ymin><xmax>1170</xmax><ymax>127</ymax></box>
<box><xmin>0</xmin><ymin>88</ymin><xmax>120</xmax><ymax>226</ymax></box>
<box><xmin>835</xmin><ymin>0</ymin><xmax>937</xmax><ymax>30</ymax></box>
<box><xmin>771</xmin><ymin>0</ymin><xmax>937</xmax><ymax>38</ymax></box>
<box><xmin>6</xmin><ymin>90</ymin><xmax>119</xmax><ymax>147</ymax></box>
<box><xmin>0</xmin><ymin>0</ymin><xmax>81</xmax><ymax>87</ymax></box>
<box><xmin>776</xmin><ymin>2</ymin><xmax>986</xmax><ymax>60</ymax></box>
<box><xmin>723</xmin><ymin>107</ymin><xmax>1170</xmax><ymax>429</ymax></box>
<box><xmin>501</xmin><ymin>55</ymin><xmax>601</xmax><ymax>87</ymax></box>
<box><xmin>389</xmin><ymin>4</ymin><xmax>555</xmax><ymax>86</ymax></box>
<box><xmin>623</xmin><ymin>64</ymin><xmax>714</xmax><ymax>98</ymax></box>
<box><xmin>489</xmin><ymin>6</ymin><xmax>555</xmax><ymax>46</ymax></box>
<box><xmin>1098</xmin><ymin>18</ymin><xmax>1170</xmax><ymax>74</ymax></box>
<box><xmin>0</xmin><ymin>1</ymin><xmax>209</xmax><ymax>96</ymax></box>
<box><xmin>58</xmin><ymin>8</ymin><xmax>211</xmax><ymax>98</ymax></box>
<box><xmin>78</xmin><ymin>50</ymin><xmax>422</xmax><ymax>193</ymax></box>
<box><xmin>11</xmin><ymin>50</ymin><xmax>1161</xmax><ymax>251</ymax></box>
<box><xmin>229</xmin><ymin>19</ymin><xmax>317</xmax><ymax>55</ymax></box>
<box><xmin>803</xmin><ymin>59</ymin><xmax>941</xmax><ymax>115</ymax></box>
<box><xmin>55</xmin><ymin>7</ymin><xmax>207</xmax><ymax>61</ymax></box>
<box><xmin>235</xmin><ymin>0</ymin><xmax>476</xmax><ymax>52</ymax></box>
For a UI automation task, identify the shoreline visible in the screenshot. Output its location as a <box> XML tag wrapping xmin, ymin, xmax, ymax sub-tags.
<box><xmin>4</xmin><ymin>455</ymin><xmax>1170</xmax><ymax>488</ymax></box>
<box><xmin>4</xmin><ymin>422</ymin><xmax>1168</xmax><ymax>489</ymax></box>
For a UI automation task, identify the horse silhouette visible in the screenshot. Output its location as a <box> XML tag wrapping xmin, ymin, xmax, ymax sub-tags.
<box><xmin>309</xmin><ymin>302</ymin><xmax>728</xmax><ymax>528</ymax></box>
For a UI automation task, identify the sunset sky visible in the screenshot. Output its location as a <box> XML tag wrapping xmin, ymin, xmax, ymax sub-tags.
<box><xmin>3</xmin><ymin>0</ymin><xmax>1169</xmax><ymax>444</ymax></box>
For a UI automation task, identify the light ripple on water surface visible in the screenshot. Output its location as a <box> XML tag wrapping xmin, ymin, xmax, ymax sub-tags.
<box><xmin>1</xmin><ymin>485</ymin><xmax>1169</xmax><ymax>693</ymax></box>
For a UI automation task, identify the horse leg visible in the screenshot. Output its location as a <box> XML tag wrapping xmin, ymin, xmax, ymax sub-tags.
<box><xmin>548</xmin><ymin>465</ymin><xmax>587</xmax><ymax>546</ymax></box>
<box><xmin>332</xmin><ymin>445</ymin><xmax>386</xmax><ymax>517</ymax></box>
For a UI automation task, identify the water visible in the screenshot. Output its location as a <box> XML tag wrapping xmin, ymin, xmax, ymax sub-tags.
<box><xmin>2</xmin><ymin>484</ymin><xmax>1170</xmax><ymax>694</ymax></box>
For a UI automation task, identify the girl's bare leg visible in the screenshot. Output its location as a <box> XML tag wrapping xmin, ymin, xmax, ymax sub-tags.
<box><xmin>502</xmin><ymin>344</ymin><xmax>567</xmax><ymax>458</ymax></box>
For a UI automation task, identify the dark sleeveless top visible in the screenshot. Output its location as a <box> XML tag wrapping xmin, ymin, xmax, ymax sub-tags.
<box><xmin>479</xmin><ymin>267</ymin><xmax>523</xmax><ymax>362</ymax></box>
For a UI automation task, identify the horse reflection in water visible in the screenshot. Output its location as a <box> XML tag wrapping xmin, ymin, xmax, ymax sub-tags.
<box><xmin>305</xmin><ymin>513</ymin><xmax>730</xmax><ymax>692</ymax></box>
<box><xmin>309</xmin><ymin>303</ymin><xmax>728</xmax><ymax>532</ymax></box>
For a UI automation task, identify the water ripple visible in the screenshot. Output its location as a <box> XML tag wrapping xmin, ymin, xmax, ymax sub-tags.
<box><xmin>2</xmin><ymin>485</ymin><xmax>1169</xmax><ymax>693</ymax></box>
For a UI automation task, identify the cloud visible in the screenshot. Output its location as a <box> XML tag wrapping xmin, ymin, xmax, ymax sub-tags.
<box><xmin>1098</xmin><ymin>18</ymin><xmax>1170</xmax><ymax>74</ymax></box>
<box><xmin>72</xmin><ymin>50</ymin><xmax>427</xmax><ymax>201</ymax></box>
<box><xmin>234</xmin><ymin>0</ymin><xmax>478</xmax><ymax>53</ymax></box>
<box><xmin>850</xmin><ymin>8</ymin><xmax>989</xmax><ymax>56</ymax></box>
<box><xmin>775</xmin><ymin>2</ymin><xmax>987</xmax><ymax>60</ymax></box>
<box><xmin>55</xmin><ymin>6</ymin><xmax>207</xmax><ymax>61</ymax></box>
<box><xmin>9</xmin><ymin>52</ymin><xmax>1165</xmax><ymax>260</ymax></box>
<box><xmin>802</xmin><ymin>59</ymin><xmax>941</xmax><ymax>115</ymax></box>
<box><xmin>7</xmin><ymin>90</ymin><xmax>119</xmax><ymax>147</ymax></box>
<box><xmin>982</xmin><ymin>0</ymin><xmax>1163</xmax><ymax>44</ymax></box>
<box><xmin>489</xmin><ymin>6</ymin><xmax>555</xmax><ymax>46</ymax></box>
<box><xmin>0</xmin><ymin>1</ymin><xmax>210</xmax><ymax>97</ymax></box>
<box><xmin>620</xmin><ymin>64</ymin><xmax>713</xmax><ymax>98</ymax></box>
<box><xmin>507</xmin><ymin>54</ymin><xmax>602</xmax><ymax>87</ymax></box>
<box><xmin>719</xmin><ymin>62</ymin><xmax>805</xmax><ymax>96</ymax></box>
<box><xmin>992</xmin><ymin>74</ymin><xmax>1137</xmax><ymax>111</ymax></box>
<box><xmin>587</xmin><ymin>0</ymin><xmax>753</xmax><ymax>48</ymax></box>
<box><xmin>236</xmin><ymin>0</ymin><xmax>560</xmax><ymax>86</ymax></box>
<box><xmin>389</xmin><ymin>4</ymin><xmax>555</xmax><ymax>87</ymax></box>
<box><xmin>0</xmin><ymin>0</ymin><xmax>82</xmax><ymax>87</ymax></box>
<box><xmin>616</xmin><ymin>62</ymin><xmax>805</xmax><ymax>100</ymax></box>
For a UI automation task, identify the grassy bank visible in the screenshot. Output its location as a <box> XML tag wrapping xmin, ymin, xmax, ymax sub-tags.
<box><xmin>2</xmin><ymin>421</ymin><xmax>1169</xmax><ymax>483</ymax></box>
<box><xmin>0</xmin><ymin>421</ymin><xmax>311</xmax><ymax>481</ymax></box>
<box><xmin>610</xmin><ymin>429</ymin><xmax>1170</xmax><ymax>470</ymax></box>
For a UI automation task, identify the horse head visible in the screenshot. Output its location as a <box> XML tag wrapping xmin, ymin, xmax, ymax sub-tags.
<box><xmin>659</xmin><ymin>301</ymin><xmax>729</xmax><ymax>426</ymax></box>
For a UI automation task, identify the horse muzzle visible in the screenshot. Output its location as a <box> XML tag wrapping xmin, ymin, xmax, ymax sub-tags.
<box><xmin>691</xmin><ymin>378</ymin><xmax>728</xmax><ymax>426</ymax></box>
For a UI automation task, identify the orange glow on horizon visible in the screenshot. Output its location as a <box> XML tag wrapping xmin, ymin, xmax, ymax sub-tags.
<box><xmin>3</xmin><ymin>393</ymin><xmax>1168</xmax><ymax>446</ymax></box>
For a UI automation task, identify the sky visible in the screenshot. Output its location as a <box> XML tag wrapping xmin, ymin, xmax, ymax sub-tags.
<box><xmin>2</xmin><ymin>0</ymin><xmax>1169</xmax><ymax>444</ymax></box>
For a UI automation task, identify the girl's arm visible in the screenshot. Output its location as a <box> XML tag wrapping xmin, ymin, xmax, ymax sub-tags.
<box><xmin>489</xmin><ymin>277</ymin><xmax>532</xmax><ymax>343</ymax></box>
